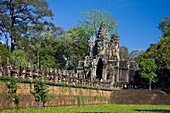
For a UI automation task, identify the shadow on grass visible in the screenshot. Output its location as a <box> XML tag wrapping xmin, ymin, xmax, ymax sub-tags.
<box><xmin>77</xmin><ymin>112</ymin><xmax>112</xmax><ymax>113</ymax></box>
<box><xmin>135</xmin><ymin>109</ymin><xmax>170</xmax><ymax>113</ymax></box>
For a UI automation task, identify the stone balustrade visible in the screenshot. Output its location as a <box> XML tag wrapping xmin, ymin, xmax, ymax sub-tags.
<box><xmin>0</xmin><ymin>56</ymin><xmax>111</xmax><ymax>89</ymax></box>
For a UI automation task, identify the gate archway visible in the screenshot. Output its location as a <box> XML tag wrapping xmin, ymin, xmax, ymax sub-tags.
<box><xmin>96</xmin><ymin>58</ymin><xmax>103</xmax><ymax>80</ymax></box>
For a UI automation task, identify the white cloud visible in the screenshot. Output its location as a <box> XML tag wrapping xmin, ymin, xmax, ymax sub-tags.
<box><xmin>0</xmin><ymin>40</ymin><xmax>5</xmax><ymax>44</ymax></box>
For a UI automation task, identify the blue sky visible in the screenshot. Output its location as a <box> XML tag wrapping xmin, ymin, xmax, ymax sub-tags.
<box><xmin>47</xmin><ymin>0</ymin><xmax>170</xmax><ymax>52</ymax></box>
<box><xmin>0</xmin><ymin>0</ymin><xmax>169</xmax><ymax>52</ymax></box>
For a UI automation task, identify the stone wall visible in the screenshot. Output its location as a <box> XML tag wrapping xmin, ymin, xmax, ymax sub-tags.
<box><xmin>0</xmin><ymin>57</ymin><xmax>111</xmax><ymax>89</ymax></box>
<box><xmin>110</xmin><ymin>90</ymin><xmax>170</xmax><ymax>105</ymax></box>
<box><xmin>0</xmin><ymin>81</ymin><xmax>111</xmax><ymax>110</ymax></box>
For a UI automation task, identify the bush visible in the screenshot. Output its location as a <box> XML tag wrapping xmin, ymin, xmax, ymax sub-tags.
<box><xmin>30</xmin><ymin>79</ymin><xmax>49</xmax><ymax>107</ymax></box>
<box><xmin>5</xmin><ymin>77</ymin><xmax>20</xmax><ymax>109</ymax></box>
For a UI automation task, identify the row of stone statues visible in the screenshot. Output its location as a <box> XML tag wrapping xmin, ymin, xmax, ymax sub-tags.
<box><xmin>0</xmin><ymin>56</ymin><xmax>111</xmax><ymax>88</ymax></box>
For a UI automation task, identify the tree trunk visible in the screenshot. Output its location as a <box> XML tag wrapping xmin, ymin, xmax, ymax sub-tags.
<box><xmin>11</xmin><ymin>39</ymin><xmax>15</xmax><ymax>52</ymax></box>
<box><xmin>149</xmin><ymin>81</ymin><xmax>152</xmax><ymax>90</ymax></box>
<box><xmin>10</xmin><ymin>0</ymin><xmax>15</xmax><ymax>52</ymax></box>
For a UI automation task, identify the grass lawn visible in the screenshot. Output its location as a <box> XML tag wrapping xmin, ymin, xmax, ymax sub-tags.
<box><xmin>1</xmin><ymin>104</ymin><xmax>170</xmax><ymax>113</ymax></box>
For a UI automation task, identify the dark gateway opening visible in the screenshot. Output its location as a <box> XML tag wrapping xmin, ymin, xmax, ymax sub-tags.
<box><xmin>96</xmin><ymin>58</ymin><xmax>103</xmax><ymax>80</ymax></box>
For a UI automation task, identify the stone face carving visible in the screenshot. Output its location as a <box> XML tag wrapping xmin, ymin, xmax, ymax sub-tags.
<box><xmin>88</xmin><ymin>36</ymin><xmax>95</xmax><ymax>57</ymax></box>
<box><xmin>0</xmin><ymin>22</ymin><xmax>139</xmax><ymax>88</ymax></box>
<box><xmin>4</xmin><ymin>57</ymin><xmax>11</xmax><ymax>77</ymax></box>
<box><xmin>19</xmin><ymin>66</ymin><xmax>25</xmax><ymax>79</ymax></box>
<box><xmin>77</xmin><ymin>22</ymin><xmax>139</xmax><ymax>86</ymax></box>
<box><xmin>26</xmin><ymin>62</ymin><xmax>32</xmax><ymax>79</ymax></box>
<box><xmin>12</xmin><ymin>60</ymin><xmax>19</xmax><ymax>78</ymax></box>
<box><xmin>33</xmin><ymin>65</ymin><xmax>38</xmax><ymax>79</ymax></box>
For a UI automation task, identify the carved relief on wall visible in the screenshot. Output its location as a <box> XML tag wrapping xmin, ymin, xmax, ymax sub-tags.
<box><xmin>88</xmin><ymin>36</ymin><xmax>95</xmax><ymax>57</ymax></box>
<box><xmin>97</xmin><ymin>41</ymin><xmax>103</xmax><ymax>54</ymax></box>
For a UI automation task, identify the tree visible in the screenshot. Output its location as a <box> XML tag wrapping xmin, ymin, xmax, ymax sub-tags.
<box><xmin>64</xmin><ymin>26</ymin><xmax>90</xmax><ymax>69</ymax></box>
<box><xmin>155</xmin><ymin>36</ymin><xmax>170</xmax><ymax>87</ymax></box>
<box><xmin>156</xmin><ymin>36</ymin><xmax>170</xmax><ymax>70</ymax></box>
<box><xmin>137</xmin><ymin>58</ymin><xmax>157</xmax><ymax>90</ymax></box>
<box><xmin>25</xmin><ymin>29</ymin><xmax>57</xmax><ymax>68</ymax></box>
<box><xmin>11</xmin><ymin>49</ymin><xmax>28</xmax><ymax>67</ymax></box>
<box><xmin>135</xmin><ymin>37</ymin><xmax>170</xmax><ymax>89</ymax></box>
<box><xmin>158</xmin><ymin>16</ymin><xmax>170</xmax><ymax>37</ymax></box>
<box><xmin>54</xmin><ymin>33</ymin><xmax>82</xmax><ymax>70</ymax></box>
<box><xmin>5</xmin><ymin>77</ymin><xmax>20</xmax><ymax>108</ymax></box>
<box><xmin>0</xmin><ymin>0</ymin><xmax>55</xmax><ymax>52</ymax></box>
<box><xmin>135</xmin><ymin>16</ymin><xmax>170</xmax><ymax>89</ymax></box>
<box><xmin>38</xmin><ymin>38</ymin><xmax>59</xmax><ymax>69</ymax></box>
<box><xmin>30</xmin><ymin>80</ymin><xmax>49</xmax><ymax>107</ymax></box>
<box><xmin>156</xmin><ymin>16</ymin><xmax>170</xmax><ymax>70</ymax></box>
<box><xmin>59</xmin><ymin>10</ymin><xmax>118</xmax><ymax>69</ymax></box>
<box><xmin>130</xmin><ymin>50</ymin><xmax>144</xmax><ymax>59</ymax></box>
<box><xmin>0</xmin><ymin>42</ymin><xmax>11</xmax><ymax>65</ymax></box>
<box><xmin>119</xmin><ymin>46</ymin><xmax>131</xmax><ymax>61</ymax></box>
<box><xmin>79</xmin><ymin>9</ymin><xmax>118</xmax><ymax>37</ymax></box>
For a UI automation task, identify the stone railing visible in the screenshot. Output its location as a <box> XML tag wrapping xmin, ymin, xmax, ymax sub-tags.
<box><xmin>0</xmin><ymin>56</ymin><xmax>111</xmax><ymax>89</ymax></box>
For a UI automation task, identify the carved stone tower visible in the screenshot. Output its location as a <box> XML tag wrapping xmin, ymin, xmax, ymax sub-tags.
<box><xmin>96</xmin><ymin>22</ymin><xmax>110</xmax><ymax>55</ymax></box>
<box><xmin>77</xmin><ymin>23</ymin><xmax>138</xmax><ymax>87</ymax></box>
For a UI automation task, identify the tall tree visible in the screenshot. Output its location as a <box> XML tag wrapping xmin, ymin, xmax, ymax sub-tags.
<box><xmin>157</xmin><ymin>36</ymin><xmax>170</xmax><ymax>69</ymax></box>
<box><xmin>119</xmin><ymin>46</ymin><xmax>131</xmax><ymax>61</ymax></box>
<box><xmin>156</xmin><ymin>36</ymin><xmax>170</xmax><ymax>87</ymax></box>
<box><xmin>130</xmin><ymin>50</ymin><xmax>144</xmax><ymax>59</ymax></box>
<box><xmin>60</xmin><ymin>10</ymin><xmax>118</xmax><ymax>69</ymax></box>
<box><xmin>135</xmin><ymin>16</ymin><xmax>170</xmax><ymax>88</ymax></box>
<box><xmin>158</xmin><ymin>16</ymin><xmax>170</xmax><ymax>37</ymax></box>
<box><xmin>26</xmin><ymin>29</ymin><xmax>56</xmax><ymax>68</ymax></box>
<box><xmin>65</xmin><ymin>26</ymin><xmax>90</xmax><ymax>68</ymax></box>
<box><xmin>11</xmin><ymin>49</ymin><xmax>28</xmax><ymax>67</ymax></box>
<box><xmin>137</xmin><ymin>58</ymin><xmax>157</xmax><ymax>90</ymax></box>
<box><xmin>0</xmin><ymin>42</ymin><xmax>11</xmax><ymax>65</ymax></box>
<box><xmin>0</xmin><ymin>0</ymin><xmax>55</xmax><ymax>52</ymax></box>
<box><xmin>79</xmin><ymin>9</ymin><xmax>118</xmax><ymax>37</ymax></box>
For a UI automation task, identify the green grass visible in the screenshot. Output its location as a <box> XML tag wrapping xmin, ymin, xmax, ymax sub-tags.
<box><xmin>1</xmin><ymin>104</ymin><xmax>170</xmax><ymax>113</ymax></box>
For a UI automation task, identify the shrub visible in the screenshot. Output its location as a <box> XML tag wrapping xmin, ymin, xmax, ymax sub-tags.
<box><xmin>30</xmin><ymin>79</ymin><xmax>49</xmax><ymax>107</ymax></box>
<box><xmin>5</xmin><ymin>77</ymin><xmax>20</xmax><ymax>109</ymax></box>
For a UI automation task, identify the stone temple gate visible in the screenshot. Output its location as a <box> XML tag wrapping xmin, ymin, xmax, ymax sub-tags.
<box><xmin>77</xmin><ymin>23</ymin><xmax>139</xmax><ymax>86</ymax></box>
<box><xmin>0</xmin><ymin>22</ymin><xmax>139</xmax><ymax>88</ymax></box>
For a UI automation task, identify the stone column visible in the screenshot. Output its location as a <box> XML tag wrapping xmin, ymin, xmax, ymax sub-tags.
<box><xmin>77</xmin><ymin>60</ymin><xmax>84</xmax><ymax>79</ymax></box>
<box><xmin>102</xmin><ymin>63</ymin><xmax>107</xmax><ymax>81</ymax></box>
<box><xmin>19</xmin><ymin>66</ymin><xmax>25</xmax><ymax>79</ymax></box>
<box><xmin>33</xmin><ymin>65</ymin><xmax>38</xmax><ymax>79</ymax></box>
<box><xmin>39</xmin><ymin>65</ymin><xmax>44</xmax><ymax>80</ymax></box>
<box><xmin>58</xmin><ymin>70</ymin><xmax>61</xmax><ymax>83</ymax></box>
<box><xmin>49</xmin><ymin>68</ymin><xmax>54</xmax><ymax>82</ymax></box>
<box><xmin>45</xmin><ymin>68</ymin><xmax>49</xmax><ymax>81</ymax></box>
<box><xmin>88</xmin><ymin>36</ymin><xmax>95</xmax><ymax>57</ymax></box>
<box><xmin>111</xmin><ymin>69</ymin><xmax>115</xmax><ymax>86</ymax></box>
<box><xmin>11</xmin><ymin>60</ymin><xmax>19</xmax><ymax>78</ymax></box>
<box><xmin>53</xmin><ymin>69</ymin><xmax>58</xmax><ymax>83</ymax></box>
<box><xmin>115</xmin><ymin>59</ymin><xmax>120</xmax><ymax>83</ymax></box>
<box><xmin>4</xmin><ymin>57</ymin><xmax>11</xmax><ymax>77</ymax></box>
<box><xmin>115</xmin><ymin>68</ymin><xmax>119</xmax><ymax>83</ymax></box>
<box><xmin>26</xmin><ymin>62</ymin><xmax>32</xmax><ymax>80</ymax></box>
